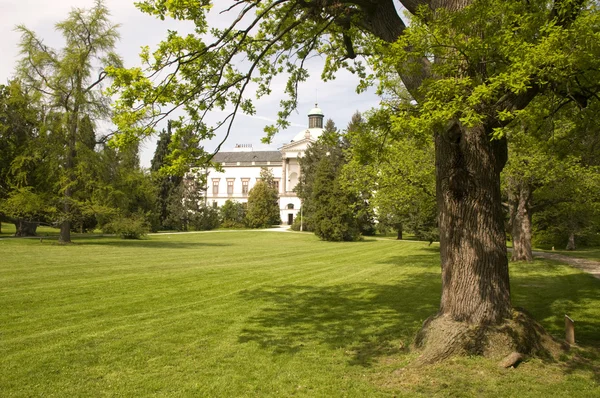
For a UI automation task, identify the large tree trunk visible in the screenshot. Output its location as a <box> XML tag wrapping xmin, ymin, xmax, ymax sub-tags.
<box><xmin>436</xmin><ymin>123</ymin><xmax>511</xmax><ymax>324</ymax></box>
<box><xmin>14</xmin><ymin>219</ymin><xmax>38</xmax><ymax>236</ymax></box>
<box><xmin>414</xmin><ymin>123</ymin><xmax>559</xmax><ymax>363</ymax></box>
<box><xmin>509</xmin><ymin>181</ymin><xmax>533</xmax><ymax>261</ymax></box>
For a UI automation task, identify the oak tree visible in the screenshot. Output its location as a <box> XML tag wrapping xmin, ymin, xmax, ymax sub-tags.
<box><xmin>109</xmin><ymin>0</ymin><xmax>600</xmax><ymax>361</ymax></box>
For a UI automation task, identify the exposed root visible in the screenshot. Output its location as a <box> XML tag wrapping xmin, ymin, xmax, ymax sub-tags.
<box><xmin>412</xmin><ymin>308</ymin><xmax>564</xmax><ymax>365</ymax></box>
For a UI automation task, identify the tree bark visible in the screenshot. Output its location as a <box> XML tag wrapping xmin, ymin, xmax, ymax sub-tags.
<box><xmin>59</xmin><ymin>73</ymin><xmax>81</xmax><ymax>244</ymax></box>
<box><xmin>410</xmin><ymin>123</ymin><xmax>559</xmax><ymax>364</ymax></box>
<box><xmin>509</xmin><ymin>181</ymin><xmax>533</xmax><ymax>262</ymax></box>
<box><xmin>566</xmin><ymin>232</ymin><xmax>576</xmax><ymax>251</ymax></box>
<box><xmin>436</xmin><ymin>122</ymin><xmax>511</xmax><ymax>324</ymax></box>
<box><xmin>396</xmin><ymin>225</ymin><xmax>403</xmax><ymax>240</ymax></box>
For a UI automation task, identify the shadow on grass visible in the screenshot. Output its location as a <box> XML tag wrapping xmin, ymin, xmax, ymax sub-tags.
<box><xmin>238</xmin><ymin>256</ymin><xmax>599</xmax><ymax>373</ymax></box>
<box><xmin>562</xmin><ymin>347</ymin><xmax>600</xmax><ymax>384</ymax></box>
<box><xmin>238</xmin><ymin>274</ymin><xmax>441</xmax><ymax>367</ymax></box>
<box><xmin>511</xmin><ymin>265</ymin><xmax>600</xmax><ymax>346</ymax></box>
<box><xmin>510</xmin><ymin>262</ymin><xmax>600</xmax><ymax>382</ymax></box>
<box><xmin>74</xmin><ymin>238</ymin><xmax>232</xmax><ymax>249</ymax></box>
<box><xmin>376</xmin><ymin>254</ymin><xmax>440</xmax><ymax>269</ymax></box>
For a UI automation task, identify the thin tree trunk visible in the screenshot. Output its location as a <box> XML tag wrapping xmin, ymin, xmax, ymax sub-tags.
<box><xmin>59</xmin><ymin>82</ymin><xmax>80</xmax><ymax>244</ymax></box>
<box><xmin>509</xmin><ymin>181</ymin><xmax>533</xmax><ymax>261</ymax></box>
<box><xmin>436</xmin><ymin>122</ymin><xmax>511</xmax><ymax>324</ymax></box>
<box><xmin>396</xmin><ymin>224</ymin><xmax>403</xmax><ymax>240</ymax></box>
<box><xmin>566</xmin><ymin>232</ymin><xmax>576</xmax><ymax>251</ymax></box>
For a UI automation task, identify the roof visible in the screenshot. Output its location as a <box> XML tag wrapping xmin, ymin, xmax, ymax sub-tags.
<box><xmin>292</xmin><ymin>127</ymin><xmax>323</xmax><ymax>142</ymax></box>
<box><xmin>308</xmin><ymin>104</ymin><xmax>324</xmax><ymax>116</ymax></box>
<box><xmin>212</xmin><ymin>150</ymin><xmax>282</xmax><ymax>164</ymax></box>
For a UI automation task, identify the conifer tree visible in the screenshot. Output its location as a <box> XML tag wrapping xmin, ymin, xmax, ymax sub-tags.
<box><xmin>16</xmin><ymin>0</ymin><xmax>121</xmax><ymax>243</ymax></box>
<box><xmin>246</xmin><ymin>168</ymin><xmax>280</xmax><ymax>228</ymax></box>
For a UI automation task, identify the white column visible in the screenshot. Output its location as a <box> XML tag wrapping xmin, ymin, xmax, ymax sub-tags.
<box><xmin>281</xmin><ymin>157</ymin><xmax>287</xmax><ymax>193</ymax></box>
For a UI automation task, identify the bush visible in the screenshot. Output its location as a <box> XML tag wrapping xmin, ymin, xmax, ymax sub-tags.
<box><xmin>191</xmin><ymin>205</ymin><xmax>220</xmax><ymax>231</ymax></box>
<box><xmin>290</xmin><ymin>214</ymin><xmax>313</xmax><ymax>232</ymax></box>
<box><xmin>103</xmin><ymin>214</ymin><xmax>149</xmax><ymax>239</ymax></box>
<box><xmin>245</xmin><ymin>169</ymin><xmax>280</xmax><ymax>228</ymax></box>
<box><xmin>220</xmin><ymin>200</ymin><xmax>247</xmax><ymax>228</ymax></box>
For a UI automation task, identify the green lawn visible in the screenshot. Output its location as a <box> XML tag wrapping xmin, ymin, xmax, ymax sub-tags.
<box><xmin>0</xmin><ymin>232</ymin><xmax>598</xmax><ymax>397</ymax></box>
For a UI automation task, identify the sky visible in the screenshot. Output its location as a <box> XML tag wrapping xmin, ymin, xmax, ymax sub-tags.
<box><xmin>0</xmin><ymin>0</ymin><xmax>382</xmax><ymax>167</ymax></box>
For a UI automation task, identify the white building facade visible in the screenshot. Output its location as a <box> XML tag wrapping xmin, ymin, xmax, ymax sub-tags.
<box><xmin>203</xmin><ymin>106</ymin><xmax>325</xmax><ymax>225</ymax></box>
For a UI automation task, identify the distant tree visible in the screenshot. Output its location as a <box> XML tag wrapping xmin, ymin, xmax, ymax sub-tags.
<box><xmin>246</xmin><ymin>168</ymin><xmax>280</xmax><ymax>228</ymax></box>
<box><xmin>16</xmin><ymin>0</ymin><xmax>122</xmax><ymax>243</ymax></box>
<box><xmin>296</xmin><ymin>117</ymin><xmax>374</xmax><ymax>237</ymax></box>
<box><xmin>295</xmin><ymin>119</ymin><xmax>343</xmax><ymax>231</ymax></box>
<box><xmin>0</xmin><ymin>188</ymin><xmax>55</xmax><ymax>236</ymax></box>
<box><xmin>150</xmin><ymin>122</ymin><xmax>183</xmax><ymax>230</ymax></box>
<box><xmin>165</xmin><ymin>173</ymin><xmax>203</xmax><ymax>231</ymax></box>
<box><xmin>533</xmin><ymin>159</ymin><xmax>600</xmax><ymax>250</ymax></box>
<box><xmin>190</xmin><ymin>204</ymin><xmax>220</xmax><ymax>231</ymax></box>
<box><xmin>311</xmin><ymin>155</ymin><xmax>361</xmax><ymax>241</ymax></box>
<box><xmin>0</xmin><ymin>81</ymin><xmax>42</xmax><ymax>235</ymax></box>
<box><xmin>343</xmin><ymin>107</ymin><xmax>437</xmax><ymax>242</ymax></box>
<box><xmin>503</xmin><ymin>93</ymin><xmax>600</xmax><ymax>256</ymax></box>
<box><xmin>220</xmin><ymin>200</ymin><xmax>246</xmax><ymax>228</ymax></box>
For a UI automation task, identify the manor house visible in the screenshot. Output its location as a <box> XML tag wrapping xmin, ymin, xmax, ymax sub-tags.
<box><xmin>203</xmin><ymin>105</ymin><xmax>325</xmax><ymax>225</ymax></box>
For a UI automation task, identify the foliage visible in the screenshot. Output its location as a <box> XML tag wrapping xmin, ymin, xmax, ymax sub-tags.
<box><xmin>0</xmin><ymin>187</ymin><xmax>55</xmax><ymax>222</ymax></box>
<box><xmin>311</xmin><ymin>156</ymin><xmax>361</xmax><ymax>241</ymax></box>
<box><xmin>343</xmin><ymin>107</ymin><xmax>437</xmax><ymax>242</ymax></box>
<box><xmin>533</xmin><ymin>159</ymin><xmax>600</xmax><ymax>249</ymax></box>
<box><xmin>0</xmin><ymin>81</ymin><xmax>40</xmax><ymax>200</ymax></box>
<box><xmin>503</xmin><ymin>93</ymin><xmax>600</xmax><ymax>251</ymax></box>
<box><xmin>0</xmin><ymin>80</ymin><xmax>46</xmax><ymax>235</ymax></box>
<box><xmin>190</xmin><ymin>204</ymin><xmax>220</xmax><ymax>231</ymax></box>
<box><xmin>150</xmin><ymin>123</ymin><xmax>179</xmax><ymax>230</ymax></box>
<box><xmin>86</xmin><ymin>143</ymin><xmax>157</xmax><ymax>233</ymax></box>
<box><xmin>295</xmin><ymin>119</ymin><xmax>345</xmax><ymax>231</ymax></box>
<box><xmin>296</xmin><ymin>117</ymin><xmax>374</xmax><ymax>239</ymax></box>
<box><xmin>220</xmin><ymin>199</ymin><xmax>247</xmax><ymax>228</ymax></box>
<box><xmin>245</xmin><ymin>168</ymin><xmax>280</xmax><ymax>228</ymax></box>
<box><xmin>102</xmin><ymin>213</ymin><xmax>149</xmax><ymax>239</ymax></box>
<box><xmin>164</xmin><ymin>173</ymin><xmax>204</xmax><ymax>231</ymax></box>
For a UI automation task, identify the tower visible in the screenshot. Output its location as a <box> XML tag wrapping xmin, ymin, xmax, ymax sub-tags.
<box><xmin>308</xmin><ymin>104</ymin><xmax>324</xmax><ymax>129</ymax></box>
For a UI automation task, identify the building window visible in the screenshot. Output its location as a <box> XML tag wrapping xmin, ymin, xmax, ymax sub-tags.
<box><xmin>212</xmin><ymin>201</ymin><xmax>218</xmax><ymax>209</ymax></box>
<box><xmin>227</xmin><ymin>179</ymin><xmax>234</xmax><ymax>196</ymax></box>
<box><xmin>273</xmin><ymin>179</ymin><xmax>279</xmax><ymax>192</ymax></box>
<box><xmin>242</xmin><ymin>179</ymin><xmax>250</xmax><ymax>196</ymax></box>
<box><xmin>287</xmin><ymin>203</ymin><xmax>294</xmax><ymax>210</ymax></box>
<box><xmin>212</xmin><ymin>179</ymin><xmax>220</xmax><ymax>195</ymax></box>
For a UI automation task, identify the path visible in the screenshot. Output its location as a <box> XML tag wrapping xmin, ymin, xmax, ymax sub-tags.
<box><xmin>532</xmin><ymin>251</ymin><xmax>600</xmax><ymax>280</ymax></box>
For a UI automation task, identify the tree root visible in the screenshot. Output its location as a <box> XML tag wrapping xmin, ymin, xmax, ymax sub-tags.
<box><xmin>412</xmin><ymin>308</ymin><xmax>565</xmax><ymax>365</ymax></box>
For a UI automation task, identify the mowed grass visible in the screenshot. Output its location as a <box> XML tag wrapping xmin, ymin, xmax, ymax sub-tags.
<box><xmin>0</xmin><ymin>231</ymin><xmax>599</xmax><ymax>397</ymax></box>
